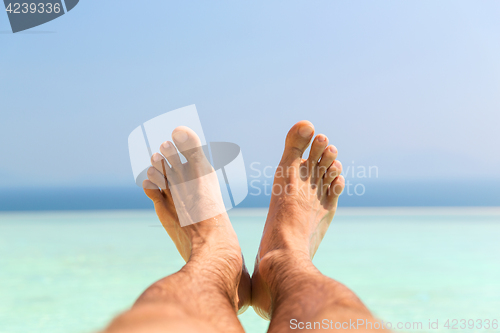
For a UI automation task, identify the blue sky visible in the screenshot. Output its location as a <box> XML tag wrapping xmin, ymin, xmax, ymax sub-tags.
<box><xmin>1</xmin><ymin>1</ymin><xmax>500</xmax><ymax>191</ymax></box>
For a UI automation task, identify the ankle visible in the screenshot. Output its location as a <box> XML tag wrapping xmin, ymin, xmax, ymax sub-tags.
<box><xmin>258</xmin><ymin>249</ymin><xmax>316</xmax><ymax>292</ymax></box>
<box><xmin>185</xmin><ymin>252</ymin><xmax>243</xmax><ymax>307</ymax></box>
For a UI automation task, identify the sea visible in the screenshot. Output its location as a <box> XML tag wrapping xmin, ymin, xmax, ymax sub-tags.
<box><xmin>1</xmin><ymin>207</ymin><xmax>499</xmax><ymax>333</ymax></box>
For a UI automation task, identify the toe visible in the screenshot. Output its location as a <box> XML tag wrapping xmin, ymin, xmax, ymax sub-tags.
<box><xmin>328</xmin><ymin>175</ymin><xmax>345</xmax><ymax>200</ymax></box>
<box><xmin>323</xmin><ymin>160</ymin><xmax>343</xmax><ymax>188</ymax></box>
<box><xmin>281</xmin><ymin>121</ymin><xmax>315</xmax><ymax>164</ymax></box>
<box><xmin>142</xmin><ymin>179</ymin><xmax>163</xmax><ymax>203</ymax></box>
<box><xmin>147</xmin><ymin>166</ymin><xmax>168</xmax><ymax>189</ymax></box>
<box><xmin>317</xmin><ymin>145</ymin><xmax>338</xmax><ymax>176</ymax></box>
<box><xmin>160</xmin><ymin>141</ymin><xmax>181</xmax><ymax>167</ymax></box>
<box><xmin>308</xmin><ymin>134</ymin><xmax>328</xmax><ymax>166</ymax></box>
<box><xmin>308</xmin><ymin>134</ymin><xmax>329</xmax><ymax>182</ymax></box>
<box><xmin>151</xmin><ymin>152</ymin><xmax>171</xmax><ymax>176</ymax></box>
<box><xmin>172</xmin><ymin>126</ymin><xmax>208</xmax><ymax>163</ymax></box>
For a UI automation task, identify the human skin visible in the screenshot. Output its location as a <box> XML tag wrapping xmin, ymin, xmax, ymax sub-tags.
<box><xmin>103</xmin><ymin>126</ymin><xmax>249</xmax><ymax>333</ymax></box>
<box><xmin>251</xmin><ymin>120</ymin><xmax>388</xmax><ymax>332</ymax></box>
<box><xmin>102</xmin><ymin>122</ymin><xmax>387</xmax><ymax>333</ymax></box>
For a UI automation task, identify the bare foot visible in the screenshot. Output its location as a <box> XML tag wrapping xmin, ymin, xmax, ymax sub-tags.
<box><xmin>252</xmin><ymin>120</ymin><xmax>345</xmax><ymax>320</ymax></box>
<box><xmin>143</xmin><ymin>126</ymin><xmax>251</xmax><ymax>314</ymax></box>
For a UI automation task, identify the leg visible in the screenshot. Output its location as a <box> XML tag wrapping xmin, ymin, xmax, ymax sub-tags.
<box><xmin>252</xmin><ymin>121</ymin><xmax>388</xmax><ymax>332</ymax></box>
<box><xmin>104</xmin><ymin>127</ymin><xmax>250</xmax><ymax>333</ymax></box>
<box><xmin>105</xmin><ymin>260</ymin><xmax>243</xmax><ymax>333</ymax></box>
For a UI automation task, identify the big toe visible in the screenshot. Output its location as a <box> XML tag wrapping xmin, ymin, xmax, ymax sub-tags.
<box><xmin>281</xmin><ymin>121</ymin><xmax>315</xmax><ymax>164</ymax></box>
<box><xmin>171</xmin><ymin>126</ymin><xmax>207</xmax><ymax>163</ymax></box>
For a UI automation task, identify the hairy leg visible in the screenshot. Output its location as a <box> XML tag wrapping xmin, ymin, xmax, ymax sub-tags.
<box><xmin>104</xmin><ymin>249</ymin><xmax>245</xmax><ymax>333</ymax></box>
<box><xmin>252</xmin><ymin>121</ymin><xmax>388</xmax><ymax>332</ymax></box>
<box><xmin>103</xmin><ymin>126</ymin><xmax>249</xmax><ymax>333</ymax></box>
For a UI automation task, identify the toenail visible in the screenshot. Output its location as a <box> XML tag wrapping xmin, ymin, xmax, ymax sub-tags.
<box><xmin>162</xmin><ymin>141</ymin><xmax>172</xmax><ymax>150</ymax></box>
<box><xmin>329</xmin><ymin>146</ymin><xmax>338</xmax><ymax>154</ymax></box>
<box><xmin>153</xmin><ymin>153</ymin><xmax>162</xmax><ymax>163</ymax></box>
<box><xmin>298</xmin><ymin>125</ymin><xmax>313</xmax><ymax>138</ymax></box>
<box><xmin>317</xmin><ymin>135</ymin><xmax>326</xmax><ymax>142</ymax></box>
<box><xmin>173</xmin><ymin>130</ymin><xmax>188</xmax><ymax>143</ymax></box>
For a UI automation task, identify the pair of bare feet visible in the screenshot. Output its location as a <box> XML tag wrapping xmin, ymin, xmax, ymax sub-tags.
<box><xmin>144</xmin><ymin>119</ymin><xmax>343</xmax><ymax>312</ymax></box>
<box><xmin>105</xmin><ymin>121</ymin><xmax>381</xmax><ymax>333</ymax></box>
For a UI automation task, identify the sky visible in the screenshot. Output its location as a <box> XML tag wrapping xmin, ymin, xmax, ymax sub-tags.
<box><xmin>1</xmin><ymin>1</ymin><xmax>500</xmax><ymax>200</ymax></box>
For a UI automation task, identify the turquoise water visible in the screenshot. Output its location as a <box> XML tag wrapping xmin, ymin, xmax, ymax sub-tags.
<box><xmin>1</xmin><ymin>208</ymin><xmax>499</xmax><ymax>333</ymax></box>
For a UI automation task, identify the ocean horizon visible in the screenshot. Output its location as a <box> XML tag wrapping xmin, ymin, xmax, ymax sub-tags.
<box><xmin>1</xmin><ymin>179</ymin><xmax>499</xmax><ymax>212</ymax></box>
<box><xmin>1</xmin><ymin>207</ymin><xmax>499</xmax><ymax>333</ymax></box>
